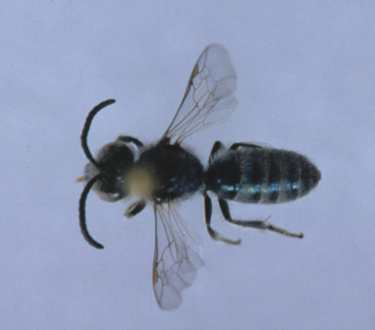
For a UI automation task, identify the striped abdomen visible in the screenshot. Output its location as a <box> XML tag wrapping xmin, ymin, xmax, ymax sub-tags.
<box><xmin>205</xmin><ymin>147</ymin><xmax>321</xmax><ymax>204</ymax></box>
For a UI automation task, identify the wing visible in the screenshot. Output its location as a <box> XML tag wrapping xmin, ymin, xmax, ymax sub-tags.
<box><xmin>163</xmin><ymin>44</ymin><xmax>237</xmax><ymax>144</ymax></box>
<box><xmin>152</xmin><ymin>203</ymin><xmax>204</xmax><ymax>310</ymax></box>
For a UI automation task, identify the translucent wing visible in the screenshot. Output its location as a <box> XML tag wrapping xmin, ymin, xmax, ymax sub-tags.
<box><xmin>152</xmin><ymin>203</ymin><xmax>204</xmax><ymax>310</ymax></box>
<box><xmin>164</xmin><ymin>44</ymin><xmax>237</xmax><ymax>143</ymax></box>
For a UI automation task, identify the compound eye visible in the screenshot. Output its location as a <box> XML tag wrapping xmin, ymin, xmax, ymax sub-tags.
<box><xmin>107</xmin><ymin>188</ymin><xmax>123</xmax><ymax>201</ymax></box>
<box><xmin>98</xmin><ymin>188</ymin><xmax>124</xmax><ymax>202</ymax></box>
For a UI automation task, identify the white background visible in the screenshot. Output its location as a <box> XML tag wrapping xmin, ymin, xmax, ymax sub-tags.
<box><xmin>1</xmin><ymin>1</ymin><xmax>374</xmax><ymax>329</ymax></box>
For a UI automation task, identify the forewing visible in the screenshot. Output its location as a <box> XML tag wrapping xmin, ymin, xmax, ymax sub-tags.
<box><xmin>152</xmin><ymin>203</ymin><xmax>204</xmax><ymax>310</ymax></box>
<box><xmin>164</xmin><ymin>44</ymin><xmax>237</xmax><ymax>143</ymax></box>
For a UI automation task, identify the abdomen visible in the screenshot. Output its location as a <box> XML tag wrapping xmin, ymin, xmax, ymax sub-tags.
<box><xmin>205</xmin><ymin>147</ymin><xmax>321</xmax><ymax>204</ymax></box>
<box><xmin>236</xmin><ymin>148</ymin><xmax>321</xmax><ymax>203</ymax></box>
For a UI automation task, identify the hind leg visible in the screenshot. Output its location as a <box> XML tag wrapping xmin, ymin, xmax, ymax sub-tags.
<box><xmin>230</xmin><ymin>142</ymin><xmax>263</xmax><ymax>150</ymax></box>
<box><xmin>208</xmin><ymin>141</ymin><xmax>226</xmax><ymax>164</ymax></box>
<box><xmin>218</xmin><ymin>199</ymin><xmax>303</xmax><ymax>239</ymax></box>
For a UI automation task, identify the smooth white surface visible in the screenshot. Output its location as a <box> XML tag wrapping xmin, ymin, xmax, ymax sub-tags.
<box><xmin>1</xmin><ymin>2</ymin><xmax>374</xmax><ymax>329</ymax></box>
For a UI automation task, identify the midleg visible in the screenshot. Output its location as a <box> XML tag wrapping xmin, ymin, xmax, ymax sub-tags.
<box><xmin>203</xmin><ymin>191</ymin><xmax>241</xmax><ymax>245</ymax></box>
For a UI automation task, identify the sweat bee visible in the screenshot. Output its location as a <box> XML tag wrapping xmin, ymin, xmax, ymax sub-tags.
<box><xmin>78</xmin><ymin>44</ymin><xmax>321</xmax><ymax>310</ymax></box>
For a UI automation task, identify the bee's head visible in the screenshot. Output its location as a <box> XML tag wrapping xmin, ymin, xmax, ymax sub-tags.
<box><xmin>84</xmin><ymin>141</ymin><xmax>134</xmax><ymax>202</ymax></box>
<box><xmin>78</xmin><ymin>99</ymin><xmax>141</xmax><ymax>249</ymax></box>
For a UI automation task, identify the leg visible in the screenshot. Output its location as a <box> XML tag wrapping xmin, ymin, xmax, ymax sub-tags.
<box><xmin>124</xmin><ymin>200</ymin><xmax>146</xmax><ymax>218</ymax></box>
<box><xmin>219</xmin><ymin>198</ymin><xmax>303</xmax><ymax>239</ymax></box>
<box><xmin>230</xmin><ymin>142</ymin><xmax>263</xmax><ymax>150</ymax></box>
<box><xmin>209</xmin><ymin>141</ymin><xmax>225</xmax><ymax>164</ymax></box>
<box><xmin>204</xmin><ymin>191</ymin><xmax>241</xmax><ymax>245</ymax></box>
<box><xmin>116</xmin><ymin>135</ymin><xmax>143</xmax><ymax>147</ymax></box>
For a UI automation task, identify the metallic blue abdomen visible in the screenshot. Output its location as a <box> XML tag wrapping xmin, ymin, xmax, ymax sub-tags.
<box><xmin>205</xmin><ymin>148</ymin><xmax>320</xmax><ymax>204</ymax></box>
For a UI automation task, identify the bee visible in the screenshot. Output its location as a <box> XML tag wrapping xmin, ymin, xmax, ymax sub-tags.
<box><xmin>78</xmin><ymin>44</ymin><xmax>321</xmax><ymax>310</ymax></box>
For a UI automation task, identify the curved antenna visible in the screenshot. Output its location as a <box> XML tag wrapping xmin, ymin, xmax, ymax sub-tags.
<box><xmin>81</xmin><ymin>99</ymin><xmax>116</xmax><ymax>168</ymax></box>
<box><xmin>79</xmin><ymin>174</ymin><xmax>105</xmax><ymax>249</ymax></box>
